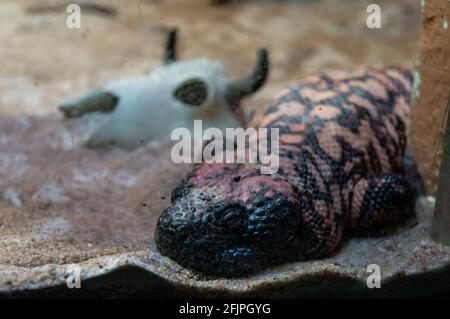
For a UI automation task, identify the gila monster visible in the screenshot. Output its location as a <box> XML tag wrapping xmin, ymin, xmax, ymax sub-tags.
<box><xmin>155</xmin><ymin>66</ymin><xmax>419</xmax><ymax>277</ymax></box>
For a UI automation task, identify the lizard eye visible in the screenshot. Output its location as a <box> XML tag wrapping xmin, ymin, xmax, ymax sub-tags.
<box><xmin>212</xmin><ymin>204</ymin><xmax>246</xmax><ymax>232</ymax></box>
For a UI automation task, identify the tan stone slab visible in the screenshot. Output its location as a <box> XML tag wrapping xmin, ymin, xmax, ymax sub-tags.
<box><xmin>410</xmin><ymin>0</ymin><xmax>450</xmax><ymax>194</ymax></box>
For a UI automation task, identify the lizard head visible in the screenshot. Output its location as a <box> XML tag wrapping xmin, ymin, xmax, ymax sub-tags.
<box><xmin>155</xmin><ymin>164</ymin><xmax>302</xmax><ymax>277</ymax></box>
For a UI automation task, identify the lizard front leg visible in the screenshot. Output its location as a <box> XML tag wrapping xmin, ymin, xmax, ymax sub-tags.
<box><xmin>349</xmin><ymin>174</ymin><xmax>416</xmax><ymax>236</ymax></box>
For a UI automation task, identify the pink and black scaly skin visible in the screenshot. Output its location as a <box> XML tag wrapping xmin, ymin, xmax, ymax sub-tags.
<box><xmin>155</xmin><ymin>66</ymin><xmax>420</xmax><ymax>277</ymax></box>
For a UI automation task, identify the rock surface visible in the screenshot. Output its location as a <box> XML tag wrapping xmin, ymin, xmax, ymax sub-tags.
<box><xmin>2</xmin><ymin>0</ymin><xmax>445</xmax><ymax>298</ymax></box>
<box><xmin>2</xmin><ymin>196</ymin><xmax>450</xmax><ymax>298</ymax></box>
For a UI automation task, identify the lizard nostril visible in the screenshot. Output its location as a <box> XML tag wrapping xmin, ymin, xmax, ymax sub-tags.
<box><xmin>157</xmin><ymin>210</ymin><xmax>173</xmax><ymax>227</ymax></box>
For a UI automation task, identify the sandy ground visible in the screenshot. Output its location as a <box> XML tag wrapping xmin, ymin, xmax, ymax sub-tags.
<box><xmin>0</xmin><ymin>0</ymin><xmax>432</xmax><ymax>293</ymax></box>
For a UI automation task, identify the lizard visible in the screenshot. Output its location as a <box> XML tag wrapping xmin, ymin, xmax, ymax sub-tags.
<box><xmin>155</xmin><ymin>66</ymin><xmax>420</xmax><ymax>277</ymax></box>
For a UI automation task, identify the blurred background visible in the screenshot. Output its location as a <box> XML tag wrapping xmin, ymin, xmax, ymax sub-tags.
<box><xmin>0</xmin><ymin>0</ymin><xmax>421</xmax><ymax>118</ymax></box>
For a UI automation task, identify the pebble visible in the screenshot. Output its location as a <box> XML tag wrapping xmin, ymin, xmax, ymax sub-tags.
<box><xmin>3</xmin><ymin>187</ymin><xmax>22</xmax><ymax>208</ymax></box>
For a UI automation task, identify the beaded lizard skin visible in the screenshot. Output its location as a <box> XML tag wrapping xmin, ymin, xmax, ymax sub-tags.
<box><xmin>155</xmin><ymin>66</ymin><xmax>418</xmax><ymax>277</ymax></box>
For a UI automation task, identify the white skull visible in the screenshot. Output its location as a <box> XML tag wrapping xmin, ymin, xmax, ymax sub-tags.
<box><xmin>59</xmin><ymin>29</ymin><xmax>269</xmax><ymax>150</ymax></box>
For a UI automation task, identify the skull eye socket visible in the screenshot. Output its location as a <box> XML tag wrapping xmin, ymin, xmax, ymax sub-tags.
<box><xmin>173</xmin><ymin>78</ymin><xmax>209</xmax><ymax>107</ymax></box>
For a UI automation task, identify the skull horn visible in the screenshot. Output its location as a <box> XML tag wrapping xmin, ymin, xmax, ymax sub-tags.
<box><xmin>58</xmin><ymin>89</ymin><xmax>118</xmax><ymax>118</ymax></box>
<box><xmin>224</xmin><ymin>48</ymin><xmax>269</xmax><ymax>106</ymax></box>
<box><xmin>164</xmin><ymin>28</ymin><xmax>178</xmax><ymax>64</ymax></box>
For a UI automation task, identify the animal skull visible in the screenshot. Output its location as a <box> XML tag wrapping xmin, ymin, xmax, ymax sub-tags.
<box><xmin>58</xmin><ymin>29</ymin><xmax>269</xmax><ymax>149</ymax></box>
